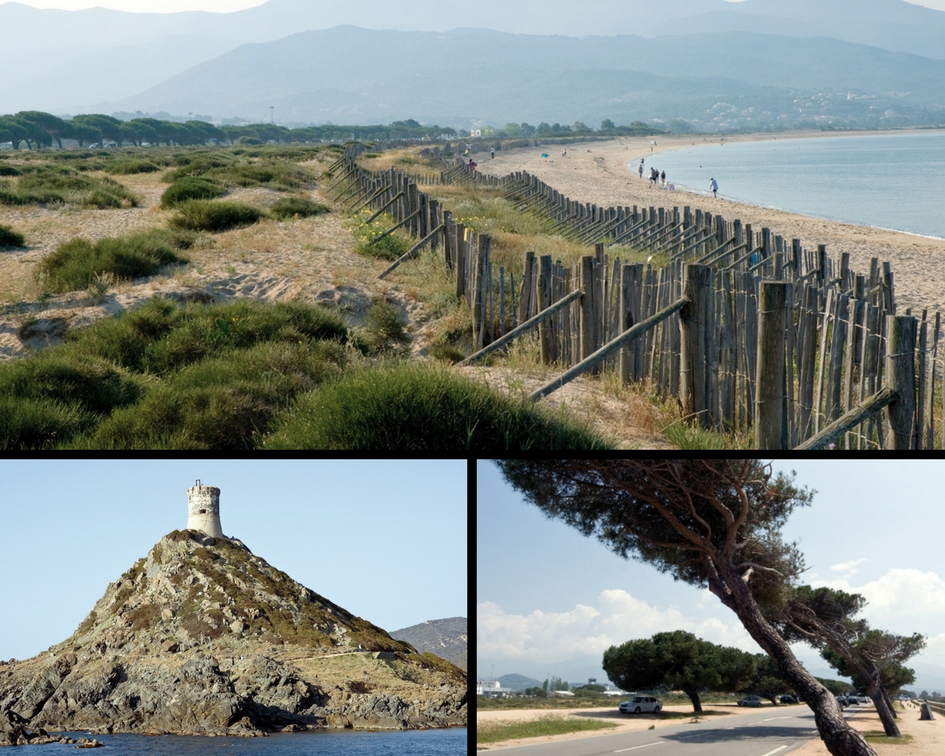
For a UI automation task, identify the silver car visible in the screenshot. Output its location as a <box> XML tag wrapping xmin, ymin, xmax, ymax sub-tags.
<box><xmin>619</xmin><ymin>696</ymin><xmax>663</xmax><ymax>714</ymax></box>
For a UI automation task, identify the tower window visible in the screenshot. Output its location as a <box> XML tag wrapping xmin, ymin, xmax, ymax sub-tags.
<box><xmin>199</xmin><ymin>509</ymin><xmax>206</xmax><ymax>514</ymax></box>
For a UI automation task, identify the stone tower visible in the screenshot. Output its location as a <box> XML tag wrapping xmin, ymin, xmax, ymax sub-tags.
<box><xmin>187</xmin><ymin>480</ymin><xmax>224</xmax><ymax>538</ymax></box>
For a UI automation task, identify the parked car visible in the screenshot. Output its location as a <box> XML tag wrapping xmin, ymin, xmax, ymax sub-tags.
<box><xmin>850</xmin><ymin>694</ymin><xmax>871</xmax><ymax>705</ymax></box>
<box><xmin>737</xmin><ymin>695</ymin><xmax>763</xmax><ymax>707</ymax></box>
<box><xmin>780</xmin><ymin>695</ymin><xmax>798</xmax><ymax>704</ymax></box>
<box><xmin>619</xmin><ymin>696</ymin><xmax>663</xmax><ymax>715</ymax></box>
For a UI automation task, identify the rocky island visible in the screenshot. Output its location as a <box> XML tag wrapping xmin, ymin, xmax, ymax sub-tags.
<box><xmin>0</xmin><ymin>485</ymin><xmax>466</xmax><ymax>743</ymax></box>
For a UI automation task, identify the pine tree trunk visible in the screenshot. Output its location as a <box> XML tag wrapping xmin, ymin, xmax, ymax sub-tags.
<box><xmin>881</xmin><ymin>687</ymin><xmax>896</xmax><ymax>720</ymax></box>
<box><xmin>685</xmin><ymin>689</ymin><xmax>703</xmax><ymax>713</ymax></box>
<box><xmin>869</xmin><ymin>687</ymin><xmax>901</xmax><ymax>738</ymax></box>
<box><xmin>711</xmin><ymin>572</ymin><xmax>878</xmax><ymax>756</ymax></box>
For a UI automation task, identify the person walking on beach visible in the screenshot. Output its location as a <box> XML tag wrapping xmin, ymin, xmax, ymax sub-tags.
<box><xmin>660</xmin><ymin>170</ymin><xmax>666</xmax><ymax>187</ymax></box>
<box><xmin>709</xmin><ymin>177</ymin><xmax>718</xmax><ymax>198</ymax></box>
<box><xmin>638</xmin><ymin>163</ymin><xmax>644</xmax><ymax>179</ymax></box>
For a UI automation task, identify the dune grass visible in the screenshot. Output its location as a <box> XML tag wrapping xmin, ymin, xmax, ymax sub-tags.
<box><xmin>0</xmin><ymin>298</ymin><xmax>360</xmax><ymax>450</ymax></box>
<box><xmin>269</xmin><ymin>196</ymin><xmax>330</xmax><ymax>220</ymax></box>
<box><xmin>169</xmin><ymin>199</ymin><xmax>264</xmax><ymax>232</ymax></box>
<box><xmin>37</xmin><ymin>229</ymin><xmax>194</xmax><ymax>294</ymax></box>
<box><xmin>262</xmin><ymin>361</ymin><xmax>613</xmax><ymax>450</ymax></box>
<box><xmin>0</xmin><ymin>165</ymin><xmax>138</xmax><ymax>208</ymax></box>
<box><xmin>160</xmin><ymin>176</ymin><xmax>227</xmax><ymax>207</ymax></box>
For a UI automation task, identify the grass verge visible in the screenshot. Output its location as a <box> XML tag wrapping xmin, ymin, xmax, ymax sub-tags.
<box><xmin>477</xmin><ymin>715</ymin><xmax>618</xmax><ymax>745</ymax></box>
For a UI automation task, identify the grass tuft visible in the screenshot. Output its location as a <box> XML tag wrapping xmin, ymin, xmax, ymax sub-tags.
<box><xmin>37</xmin><ymin>229</ymin><xmax>192</xmax><ymax>294</ymax></box>
<box><xmin>160</xmin><ymin>176</ymin><xmax>227</xmax><ymax>207</ymax></box>
<box><xmin>269</xmin><ymin>196</ymin><xmax>329</xmax><ymax>220</ymax></box>
<box><xmin>0</xmin><ymin>223</ymin><xmax>26</xmax><ymax>249</ymax></box>
<box><xmin>169</xmin><ymin>199</ymin><xmax>264</xmax><ymax>232</ymax></box>
<box><xmin>262</xmin><ymin>361</ymin><xmax>612</xmax><ymax>450</ymax></box>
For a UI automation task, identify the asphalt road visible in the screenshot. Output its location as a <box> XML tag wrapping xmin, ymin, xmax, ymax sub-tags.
<box><xmin>487</xmin><ymin>707</ymin><xmax>821</xmax><ymax>756</ymax></box>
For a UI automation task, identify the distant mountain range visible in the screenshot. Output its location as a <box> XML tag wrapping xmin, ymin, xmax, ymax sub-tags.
<box><xmin>2</xmin><ymin>0</ymin><xmax>945</xmax><ymax>130</ymax></box>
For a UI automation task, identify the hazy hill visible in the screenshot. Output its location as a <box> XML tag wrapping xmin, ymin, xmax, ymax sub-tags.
<box><xmin>105</xmin><ymin>26</ymin><xmax>945</xmax><ymax>129</ymax></box>
<box><xmin>390</xmin><ymin>618</ymin><xmax>467</xmax><ymax>670</ymax></box>
<box><xmin>0</xmin><ymin>529</ymin><xmax>466</xmax><ymax>736</ymax></box>
<box><xmin>497</xmin><ymin>673</ymin><xmax>543</xmax><ymax>690</ymax></box>
<box><xmin>3</xmin><ymin>0</ymin><xmax>945</xmax><ymax>126</ymax></box>
<box><xmin>648</xmin><ymin>0</ymin><xmax>945</xmax><ymax>60</ymax></box>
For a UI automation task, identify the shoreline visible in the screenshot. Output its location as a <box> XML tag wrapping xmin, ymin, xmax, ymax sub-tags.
<box><xmin>478</xmin><ymin>131</ymin><xmax>945</xmax><ymax>314</ymax></box>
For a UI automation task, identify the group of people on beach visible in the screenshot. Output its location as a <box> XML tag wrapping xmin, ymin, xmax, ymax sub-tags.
<box><xmin>639</xmin><ymin>159</ymin><xmax>668</xmax><ymax>188</ymax></box>
<box><xmin>638</xmin><ymin>158</ymin><xmax>719</xmax><ymax>197</ymax></box>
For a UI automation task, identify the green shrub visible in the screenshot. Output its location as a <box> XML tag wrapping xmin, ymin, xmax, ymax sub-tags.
<box><xmin>37</xmin><ymin>230</ymin><xmax>190</xmax><ymax>294</ymax></box>
<box><xmin>18</xmin><ymin>168</ymin><xmax>138</xmax><ymax>208</ymax></box>
<box><xmin>62</xmin><ymin>298</ymin><xmax>353</xmax><ymax>375</ymax></box>
<box><xmin>0</xmin><ymin>352</ymin><xmax>146</xmax><ymax>415</ymax></box>
<box><xmin>70</xmin><ymin>340</ymin><xmax>347</xmax><ymax>450</ymax></box>
<box><xmin>169</xmin><ymin>200</ymin><xmax>263</xmax><ymax>232</ymax></box>
<box><xmin>350</xmin><ymin>211</ymin><xmax>413</xmax><ymax>261</ymax></box>
<box><xmin>108</xmin><ymin>160</ymin><xmax>161</xmax><ymax>175</ymax></box>
<box><xmin>160</xmin><ymin>176</ymin><xmax>227</xmax><ymax>207</ymax></box>
<box><xmin>0</xmin><ymin>167</ymin><xmax>138</xmax><ymax>208</ymax></box>
<box><xmin>0</xmin><ymin>223</ymin><xmax>25</xmax><ymax>248</ymax></box>
<box><xmin>163</xmin><ymin>158</ymin><xmax>313</xmax><ymax>191</ymax></box>
<box><xmin>363</xmin><ymin>299</ymin><xmax>411</xmax><ymax>354</ymax></box>
<box><xmin>262</xmin><ymin>362</ymin><xmax>613</xmax><ymax>450</ymax></box>
<box><xmin>0</xmin><ymin>395</ymin><xmax>93</xmax><ymax>450</ymax></box>
<box><xmin>269</xmin><ymin>196</ymin><xmax>329</xmax><ymax>220</ymax></box>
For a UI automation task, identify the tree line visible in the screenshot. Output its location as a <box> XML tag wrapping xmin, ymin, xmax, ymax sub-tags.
<box><xmin>0</xmin><ymin>111</ymin><xmax>665</xmax><ymax>151</ymax></box>
<box><xmin>0</xmin><ymin>112</ymin><xmax>459</xmax><ymax>150</ymax></box>
<box><xmin>498</xmin><ymin>460</ymin><xmax>926</xmax><ymax>756</ymax></box>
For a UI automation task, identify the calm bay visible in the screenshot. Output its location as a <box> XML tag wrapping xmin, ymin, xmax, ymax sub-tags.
<box><xmin>638</xmin><ymin>131</ymin><xmax>945</xmax><ymax>240</ymax></box>
<box><xmin>24</xmin><ymin>728</ymin><xmax>466</xmax><ymax>754</ymax></box>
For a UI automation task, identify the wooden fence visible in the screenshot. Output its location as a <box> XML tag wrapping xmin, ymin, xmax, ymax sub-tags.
<box><xmin>326</xmin><ymin>148</ymin><xmax>942</xmax><ymax>450</ymax></box>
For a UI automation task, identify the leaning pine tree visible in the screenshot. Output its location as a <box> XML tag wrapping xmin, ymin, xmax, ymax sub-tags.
<box><xmin>496</xmin><ymin>459</ymin><xmax>878</xmax><ymax>756</ymax></box>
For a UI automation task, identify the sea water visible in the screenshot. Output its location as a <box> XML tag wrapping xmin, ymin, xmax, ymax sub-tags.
<box><xmin>24</xmin><ymin>727</ymin><xmax>466</xmax><ymax>754</ymax></box>
<box><xmin>634</xmin><ymin>131</ymin><xmax>945</xmax><ymax>240</ymax></box>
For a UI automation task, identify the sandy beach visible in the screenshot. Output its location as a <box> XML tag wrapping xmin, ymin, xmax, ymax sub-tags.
<box><xmin>477</xmin><ymin>131</ymin><xmax>945</xmax><ymax>316</ymax></box>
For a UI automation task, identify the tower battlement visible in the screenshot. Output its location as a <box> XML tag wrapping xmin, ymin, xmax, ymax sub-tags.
<box><xmin>187</xmin><ymin>480</ymin><xmax>224</xmax><ymax>538</ymax></box>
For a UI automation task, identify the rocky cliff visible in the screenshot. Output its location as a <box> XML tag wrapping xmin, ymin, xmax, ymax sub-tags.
<box><xmin>0</xmin><ymin>530</ymin><xmax>466</xmax><ymax>739</ymax></box>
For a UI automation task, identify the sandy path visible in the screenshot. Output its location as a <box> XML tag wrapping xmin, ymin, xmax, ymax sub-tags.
<box><xmin>477</xmin><ymin>131</ymin><xmax>945</xmax><ymax>316</ymax></box>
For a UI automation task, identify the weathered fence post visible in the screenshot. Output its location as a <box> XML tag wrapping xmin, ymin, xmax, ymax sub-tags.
<box><xmin>472</xmin><ymin>235</ymin><xmax>490</xmax><ymax>350</ymax></box>
<box><xmin>755</xmin><ymin>281</ymin><xmax>792</xmax><ymax>449</ymax></box>
<box><xmin>884</xmin><ymin>314</ymin><xmax>917</xmax><ymax>449</ymax></box>
<box><xmin>679</xmin><ymin>264</ymin><xmax>714</xmax><ymax>428</ymax></box>
<box><xmin>580</xmin><ymin>255</ymin><xmax>599</xmax><ymax>368</ymax></box>
<box><xmin>538</xmin><ymin>254</ymin><xmax>555</xmax><ymax>364</ymax></box>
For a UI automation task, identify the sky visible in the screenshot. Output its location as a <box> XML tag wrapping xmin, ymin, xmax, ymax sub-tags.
<box><xmin>7</xmin><ymin>1</ymin><xmax>266</xmax><ymax>12</ymax></box>
<box><xmin>478</xmin><ymin>460</ymin><xmax>945</xmax><ymax>693</ymax></box>
<box><xmin>0</xmin><ymin>459</ymin><xmax>467</xmax><ymax>662</ymax></box>
<box><xmin>9</xmin><ymin>1</ymin><xmax>945</xmax><ymax>15</ymax></box>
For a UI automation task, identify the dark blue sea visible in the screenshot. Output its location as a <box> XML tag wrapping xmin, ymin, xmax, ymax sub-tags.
<box><xmin>23</xmin><ymin>728</ymin><xmax>466</xmax><ymax>755</ymax></box>
<box><xmin>634</xmin><ymin>131</ymin><xmax>945</xmax><ymax>239</ymax></box>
